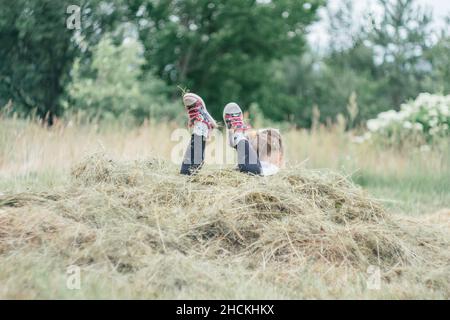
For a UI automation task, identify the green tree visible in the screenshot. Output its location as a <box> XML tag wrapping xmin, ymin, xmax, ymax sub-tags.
<box><xmin>128</xmin><ymin>0</ymin><xmax>324</xmax><ymax>118</ymax></box>
<box><xmin>261</xmin><ymin>0</ymin><xmax>380</xmax><ymax>126</ymax></box>
<box><xmin>368</xmin><ymin>0</ymin><xmax>434</xmax><ymax>108</ymax></box>
<box><xmin>265</xmin><ymin>0</ymin><xmax>446</xmax><ymax>128</ymax></box>
<box><xmin>425</xmin><ymin>17</ymin><xmax>450</xmax><ymax>94</ymax></box>
<box><xmin>68</xmin><ymin>34</ymin><xmax>175</xmax><ymax>121</ymax></box>
<box><xmin>0</xmin><ymin>0</ymin><xmax>124</xmax><ymax>123</ymax></box>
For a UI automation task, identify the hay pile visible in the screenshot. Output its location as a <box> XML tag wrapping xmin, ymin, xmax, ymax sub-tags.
<box><xmin>0</xmin><ymin>153</ymin><xmax>448</xmax><ymax>298</ymax></box>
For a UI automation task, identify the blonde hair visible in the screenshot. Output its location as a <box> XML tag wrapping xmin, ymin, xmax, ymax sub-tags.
<box><xmin>247</xmin><ymin>128</ymin><xmax>284</xmax><ymax>168</ymax></box>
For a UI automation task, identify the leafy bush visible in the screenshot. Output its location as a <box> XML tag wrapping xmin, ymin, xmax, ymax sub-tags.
<box><xmin>67</xmin><ymin>34</ymin><xmax>180</xmax><ymax>122</ymax></box>
<box><xmin>365</xmin><ymin>93</ymin><xmax>450</xmax><ymax>144</ymax></box>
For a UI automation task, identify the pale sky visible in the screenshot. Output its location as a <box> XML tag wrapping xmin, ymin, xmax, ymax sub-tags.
<box><xmin>308</xmin><ymin>0</ymin><xmax>450</xmax><ymax>49</ymax></box>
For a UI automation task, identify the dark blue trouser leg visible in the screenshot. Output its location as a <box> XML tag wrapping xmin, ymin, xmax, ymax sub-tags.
<box><xmin>236</xmin><ymin>139</ymin><xmax>262</xmax><ymax>175</ymax></box>
<box><xmin>180</xmin><ymin>134</ymin><xmax>206</xmax><ymax>176</ymax></box>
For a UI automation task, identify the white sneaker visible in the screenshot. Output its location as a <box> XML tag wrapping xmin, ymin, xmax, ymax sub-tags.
<box><xmin>183</xmin><ymin>93</ymin><xmax>218</xmax><ymax>137</ymax></box>
<box><xmin>223</xmin><ymin>102</ymin><xmax>251</xmax><ymax>147</ymax></box>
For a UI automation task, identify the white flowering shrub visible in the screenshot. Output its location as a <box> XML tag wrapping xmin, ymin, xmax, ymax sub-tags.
<box><xmin>364</xmin><ymin>93</ymin><xmax>450</xmax><ymax>144</ymax></box>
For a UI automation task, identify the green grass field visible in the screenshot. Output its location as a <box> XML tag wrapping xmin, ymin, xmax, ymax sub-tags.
<box><xmin>0</xmin><ymin>118</ymin><xmax>449</xmax><ymax>299</ymax></box>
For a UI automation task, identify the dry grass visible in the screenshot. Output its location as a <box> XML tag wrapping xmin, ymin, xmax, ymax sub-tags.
<box><xmin>0</xmin><ymin>153</ymin><xmax>449</xmax><ymax>299</ymax></box>
<box><xmin>1</xmin><ymin>117</ymin><xmax>448</xmax><ymax>178</ymax></box>
<box><xmin>0</xmin><ymin>118</ymin><xmax>449</xmax><ymax>299</ymax></box>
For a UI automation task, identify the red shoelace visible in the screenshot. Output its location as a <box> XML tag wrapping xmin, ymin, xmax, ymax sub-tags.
<box><xmin>186</xmin><ymin>101</ymin><xmax>213</xmax><ymax>129</ymax></box>
<box><xmin>225</xmin><ymin>114</ymin><xmax>251</xmax><ymax>132</ymax></box>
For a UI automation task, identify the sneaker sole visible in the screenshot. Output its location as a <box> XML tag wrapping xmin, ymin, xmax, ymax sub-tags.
<box><xmin>183</xmin><ymin>93</ymin><xmax>218</xmax><ymax>129</ymax></box>
<box><xmin>223</xmin><ymin>102</ymin><xmax>243</xmax><ymax>124</ymax></box>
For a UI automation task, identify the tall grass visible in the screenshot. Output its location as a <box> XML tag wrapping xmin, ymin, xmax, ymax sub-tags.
<box><xmin>1</xmin><ymin>117</ymin><xmax>448</xmax><ymax>214</ymax></box>
<box><xmin>0</xmin><ymin>116</ymin><xmax>449</xmax><ymax>299</ymax></box>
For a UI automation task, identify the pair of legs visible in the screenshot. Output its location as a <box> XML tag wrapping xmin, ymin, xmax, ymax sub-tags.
<box><xmin>179</xmin><ymin>93</ymin><xmax>262</xmax><ymax>176</ymax></box>
<box><xmin>180</xmin><ymin>132</ymin><xmax>262</xmax><ymax>176</ymax></box>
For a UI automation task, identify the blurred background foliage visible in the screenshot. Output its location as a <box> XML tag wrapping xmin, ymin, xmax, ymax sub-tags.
<box><xmin>0</xmin><ymin>0</ymin><xmax>449</xmax><ymax>128</ymax></box>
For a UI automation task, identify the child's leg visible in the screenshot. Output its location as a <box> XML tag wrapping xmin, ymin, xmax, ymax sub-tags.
<box><xmin>223</xmin><ymin>102</ymin><xmax>262</xmax><ymax>176</ymax></box>
<box><xmin>236</xmin><ymin>138</ymin><xmax>262</xmax><ymax>175</ymax></box>
<box><xmin>179</xmin><ymin>93</ymin><xmax>216</xmax><ymax>176</ymax></box>
<box><xmin>180</xmin><ymin>133</ymin><xmax>206</xmax><ymax>175</ymax></box>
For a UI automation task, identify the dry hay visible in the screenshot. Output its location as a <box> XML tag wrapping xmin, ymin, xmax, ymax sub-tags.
<box><xmin>0</xmin><ymin>153</ymin><xmax>448</xmax><ymax>297</ymax></box>
<box><xmin>419</xmin><ymin>209</ymin><xmax>450</xmax><ymax>232</ymax></box>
